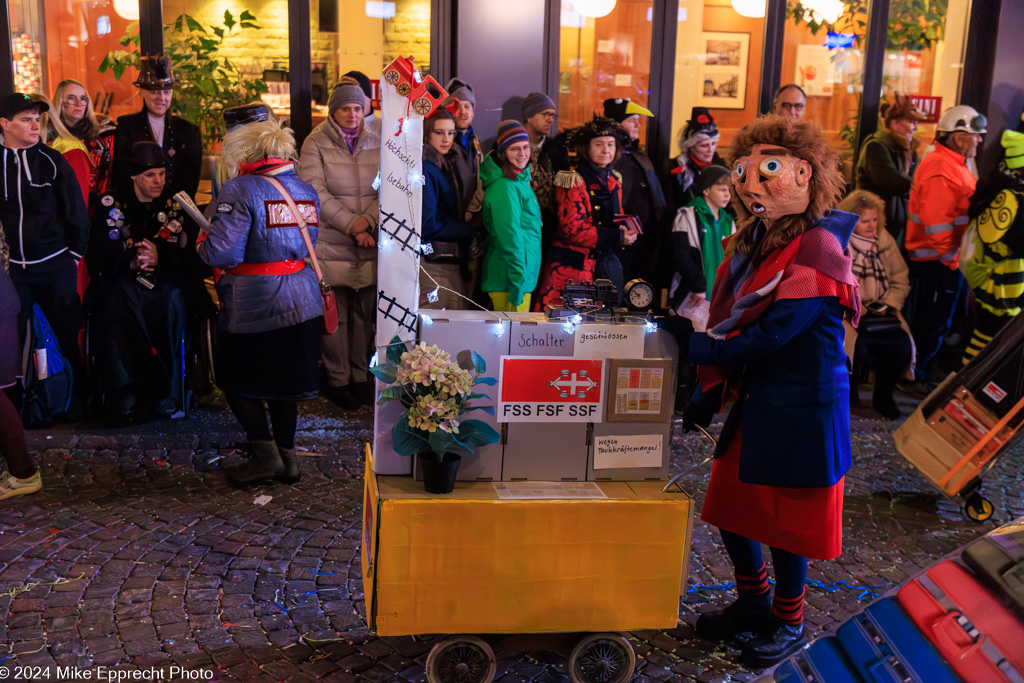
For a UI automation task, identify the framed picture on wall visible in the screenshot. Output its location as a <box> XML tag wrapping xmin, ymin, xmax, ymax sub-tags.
<box><xmin>697</xmin><ymin>32</ymin><xmax>750</xmax><ymax>110</ymax></box>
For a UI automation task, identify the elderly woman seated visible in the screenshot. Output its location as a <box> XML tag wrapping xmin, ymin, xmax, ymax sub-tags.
<box><xmin>837</xmin><ymin>190</ymin><xmax>915</xmax><ymax>420</ymax></box>
<box><xmin>84</xmin><ymin>141</ymin><xmax>211</xmax><ymax>420</ymax></box>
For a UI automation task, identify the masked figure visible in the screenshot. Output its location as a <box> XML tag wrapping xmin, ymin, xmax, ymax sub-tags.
<box><xmin>682</xmin><ymin>116</ymin><xmax>861</xmax><ymax>667</ymax></box>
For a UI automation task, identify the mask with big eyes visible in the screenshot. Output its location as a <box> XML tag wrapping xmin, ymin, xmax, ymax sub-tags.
<box><xmin>731</xmin><ymin>143</ymin><xmax>813</xmax><ymax>225</ymax></box>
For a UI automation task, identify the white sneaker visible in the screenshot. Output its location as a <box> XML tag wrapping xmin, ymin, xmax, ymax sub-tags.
<box><xmin>0</xmin><ymin>471</ymin><xmax>42</xmax><ymax>501</ymax></box>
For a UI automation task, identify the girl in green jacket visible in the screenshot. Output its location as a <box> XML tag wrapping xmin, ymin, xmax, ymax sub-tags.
<box><xmin>480</xmin><ymin>120</ymin><xmax>543</xmax><ymax>312</ymax></box>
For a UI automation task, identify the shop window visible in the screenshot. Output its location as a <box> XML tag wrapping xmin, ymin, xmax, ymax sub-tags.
<box><xmin>558</xmin><ymin>0</ymin><xmax>654</xmax><ymax>136</ymax></box>
<box><xmin>310</xmin><ymin>0</ymin><xmax>431</xmax><ymax>127</ymax></box>
<box><xmin>670</xmin><ymin>0</ymin><xmax>766</xmax><ymax>157</ymax></box>
<box><xmin>7</xmin><ymin>0</ymin><xmax>140</xmax><ymax>119</ymax></box>
<box><xmin>880</xmin><ymin>0</ymin><xmax>971</xmax><ymax>145</ymax></box>
<box><xmin>781</xmin><ymin>1</ymin><xmax>866</xmax><ymax>174</ymax></box>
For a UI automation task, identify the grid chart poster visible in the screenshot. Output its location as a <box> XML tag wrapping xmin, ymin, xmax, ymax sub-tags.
<box><xmin>614</xmin><ymin>366</ymin><xmax>664</xmax><ymax>415</ymax></box>
<box><xmin>497</xmin><ymin>357</ymin><xmax>606</xmax><ymax>422</ymax></box>
<box><xmin>375</xmin><ymin>69</ymin><xmax>425</xmax><ymax>349</ymax></box>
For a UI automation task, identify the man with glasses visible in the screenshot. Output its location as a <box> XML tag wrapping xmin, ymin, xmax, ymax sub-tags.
<box><xmin>772</xmin><ymin>84</ymin><xmax>807</xmax><ymax>120</ymax></box>
<box><xmin>522</xmin><ymin>92</ymin><xmax>559</xmax><ymax>213</ymax></box>
<box><xmin>112</xmin><ymin>54</ymin><xmax>202</xmax><ymax>201</ymax></box>
<box><xmin>902</xmin><ymin>105</ymin><xmax>987</xmax><ymax>394</ymax></box>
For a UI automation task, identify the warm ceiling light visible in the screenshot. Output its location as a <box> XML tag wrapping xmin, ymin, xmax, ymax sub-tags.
<box><xmin>801</xmin><ymin>0</ymin><xmax>845</xmax><ymax>24</ymax></box>
<box><xmin>731</xmin><ymin>0</ymin><xmax>765</xmax><ymax>18</ymax></box>
<box><xmin>112</xmin><ymin>0</ymin><xmax>139</xmax><ymax>21</ymax></box>
<box><xmin>572</xmin><ymin>0</ymin><xmax>617</xmax><ymax>19</ymax></box>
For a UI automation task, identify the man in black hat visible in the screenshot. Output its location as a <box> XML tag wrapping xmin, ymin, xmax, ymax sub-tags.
<box><xmin>112</xmin><ymin>54</ymin><xmax>202</xmax><ymax>202</ymax></box>
<box><xmin>85</xmin><ymin>141</ymin><xmax>209</xmax><ymax>420</ymax></box>
<box><xmin>1</xmin><ymin>92</ymin><xmax>91</xmax><ymax>403</ymax></box>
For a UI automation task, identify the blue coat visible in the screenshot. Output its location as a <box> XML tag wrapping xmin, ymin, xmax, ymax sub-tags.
<box><xmin>690</xmin><ymin>212</ymin><xmax>857</xmax><ymax>488</ymax></box>
<box><xmin>422</xmin><ymin>149</ymin><xmax>477</xmax><ymax>245</ymax></box>
<box><xmin>199</xmin><ymin>167</ymin><xmax>323</xmax><ymax>334</ymax></box>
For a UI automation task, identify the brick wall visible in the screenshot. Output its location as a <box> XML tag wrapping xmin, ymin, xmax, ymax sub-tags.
<box><xmin>383</xmin><ymin>0</ymin><xmax>431</xmax><ymax>75</ymax></box>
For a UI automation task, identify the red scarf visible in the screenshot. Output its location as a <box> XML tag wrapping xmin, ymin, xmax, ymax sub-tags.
<box><xmin>698</xmin><ymin>219</ymin><xmax>861</xmax><ymax>394</ymax></box>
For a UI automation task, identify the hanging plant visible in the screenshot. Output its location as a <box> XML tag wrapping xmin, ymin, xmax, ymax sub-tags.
<box><xmin>786</xmin><ymin>0</ymin><xmax>948</xmax><ymax>53</ymax></box>
<box><xmin>98</xmin><ymin>11</ymin><xmax>270</xmax><ymax>155</ymax></box>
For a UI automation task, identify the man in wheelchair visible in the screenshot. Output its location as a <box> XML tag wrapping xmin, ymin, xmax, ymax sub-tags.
<box><xmin>85</xmin><ymin>141</ymin><xmax>211</xmax><ymax>419</ymax></box>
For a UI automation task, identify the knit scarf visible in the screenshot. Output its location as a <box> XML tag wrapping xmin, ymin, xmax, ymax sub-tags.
<box><xmin>698</xmin><ymin>213</ymin><xmax>861</xmax><ymax>391</ymax></box>
<box><xmin>849</xmin><ymin>232</ymin><xmax>889</xmax><ymax>304</ymax></box>
<box><xmin>339</xmin><ymin>124</ymin><xmax>359</xmax><ymax>154</ymax></box>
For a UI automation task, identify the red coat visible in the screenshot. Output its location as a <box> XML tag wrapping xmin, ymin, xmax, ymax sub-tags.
<box><xmin>535</xmin><ymin>168</ymin><xmax>623</xmax><ymax>309</ymax></box>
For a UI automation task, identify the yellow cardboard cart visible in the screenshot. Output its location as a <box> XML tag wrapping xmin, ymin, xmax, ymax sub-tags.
<box><xmin>361</xmin><ymin>447</ymin><xmax>694</xmax><ymax>683</ymax></box>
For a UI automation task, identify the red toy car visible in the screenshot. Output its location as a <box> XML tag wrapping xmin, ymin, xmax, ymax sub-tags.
<box><xmin>382</xmin><ymin>56</ymin><xmax>448</xmax><ymax>116</ymax></box>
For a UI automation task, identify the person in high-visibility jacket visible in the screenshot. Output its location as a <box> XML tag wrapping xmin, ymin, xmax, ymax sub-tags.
<box><xmin>904</xmin><ymin>105</ymin><xmax>986</xmax><ymax>391</ymax></box>
<box><xmin>961</xmin><ymin>116</ymin><xmax>1024</xmax><ymax>364</ymax></box>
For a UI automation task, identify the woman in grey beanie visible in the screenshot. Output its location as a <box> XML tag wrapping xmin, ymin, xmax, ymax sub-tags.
<box><xmin>298</xmin><ymin>79</ymin><xmax>381</xmax><ymax>411</ymax></box>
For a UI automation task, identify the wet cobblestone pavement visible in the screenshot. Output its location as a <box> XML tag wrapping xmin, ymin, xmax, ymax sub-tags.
<box><xmin>0</xmin><ymin>395</ymin><xmax>1022</xmax><ymax>682</ymax></box>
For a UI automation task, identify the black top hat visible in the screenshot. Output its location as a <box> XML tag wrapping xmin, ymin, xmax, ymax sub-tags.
<box><xmin>569</xmin><ymin>115</ymin><xmax>625</xmax><ymax>148</ymax></box>
<box><xmin>0</xmin><ymin>92</ymin><xmax>48</xmax><ymax>121</ymax></box>
<box><xmin>134</xmin><ymin>55</ymin><xmax>175</xmax><ymax>90</ymax></box>
<box><xmin>683</xmin><ymin>107</ymin><xmax>719</xmax><ymax>139</ymax></box>
<box><xmin>224</xmin><ymin>103</ymin><xmax>271</xmax><ymax>131</ymax></box>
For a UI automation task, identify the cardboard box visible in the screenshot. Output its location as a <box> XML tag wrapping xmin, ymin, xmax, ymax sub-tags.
<box><xmin>502</xmin><ymin>314</ymin><xmax>588</xmax><ymax>480</ymax></box>
<box><xmin>416</xmin><ymin>310</ymin><xmax>509</xmax><ymax>481</ymax></box>
<box><xmin>361</xmin><ymin>450</ymin><xmax>694</xmax><ymax>636</ymax></box>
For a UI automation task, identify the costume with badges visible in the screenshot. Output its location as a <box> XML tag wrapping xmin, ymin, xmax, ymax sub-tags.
<box><xmin>85</xmin><ymin>189</ymin><xmax>209</xmax><ymax>415</ymax></box>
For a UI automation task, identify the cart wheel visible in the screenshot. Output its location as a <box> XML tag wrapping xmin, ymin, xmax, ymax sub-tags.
<box><xmin>384</xmin><ymin>68</ymin><xmax>401</xmax><ymax>85</ymax></box>
<box><xmin>964</xmin><ymin>494</ymin><xmax>994</xmax><ymax>522</ymax></box>
<box><xmin>396</xmin><ymin>82</ymin><xmax>412</xmax><ymax>97</ymax></box>
<box><xmin>413</xmin><ymin>97</ymin><xmax>433</xmax><ymax>115</ymax></box>
<box><xmin>569</xmin><ymin>633</ymin><xmax>636</xmax><ymax>683</ymax></box>
<box><xmin>425</xmin><ymin>635</ymin><xmax>496</xmax><ymax>683</ymax></box>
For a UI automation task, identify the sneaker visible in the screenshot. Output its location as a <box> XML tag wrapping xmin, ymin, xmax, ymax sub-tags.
<box><xmin>0</xmin><ymin>471</ymin><xmax>43</xmax><ymax>501</ymax></box>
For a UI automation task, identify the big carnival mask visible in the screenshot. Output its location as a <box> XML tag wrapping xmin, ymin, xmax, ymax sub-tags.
<box><xmin>731</xmin><ymin>143</ymin><xmax>813</xmax><ymax>225</ymax></box>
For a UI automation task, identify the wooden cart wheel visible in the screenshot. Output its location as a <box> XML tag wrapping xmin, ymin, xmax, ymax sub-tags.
<box><xmin>964</xmin><ymin>494</ymin><xmax>994</xmax><ymax>522</ymax></box>
<box><xmin>397</xmin><ymin>82</ymin><xmax>412</xmax><ymax>97</ymax></box>
<box><xmin>413</xmin><ymin>97</ymin><xmax>433</xmax><ymax>115</ymax></box>
<box><xmin>425</xmin><ymin>635</ymin><xmax>496</xmax><ymax>683</ymax></box>
<box><xmin>569</xmin><ymin>633</ymin><xmax>636</xmax><ymax>683</ymax></box>
<box><xmin>384</xmin><ymin>68</ymin><xmax>401</xmax><ymax>85</ymax></box>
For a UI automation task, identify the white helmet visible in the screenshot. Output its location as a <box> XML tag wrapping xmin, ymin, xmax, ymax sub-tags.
<box><xmin>937</xmin><ymin>105</ymin><xmax>988</xmax><ymax>134</ymax></box>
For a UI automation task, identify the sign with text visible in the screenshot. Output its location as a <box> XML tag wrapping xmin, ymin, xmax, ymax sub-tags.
<box><xmin>593</xmin><ymin>434</ymin><xmax>663</xmax><ymax>470</ymax></box>
<box><xmin>573</xmin><ymin>323</ymin><xmax>644</xmax><ymax>359</ymax></box>
<box><xmin>910</xmin><ymin>95</ymin><xmax>942</xmax><ymax>124</ymax></box>
<box><xmin>498</xmin><ymin>357</ymin><xmax>606</xmax><ymax>422</ymax></box>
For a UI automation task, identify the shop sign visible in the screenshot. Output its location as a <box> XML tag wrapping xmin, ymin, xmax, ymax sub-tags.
<box><xmin>910</xmin><ymin>95</ymin><xmax>942</xmax><ymax>123</ymax></box>
<box><xmin>824</xmin><ymin>32</ymin><xmax>855</xmax><ymax>49</ymax></box>
<box><xmin>497</xmin><ymin>357</ymin><xmax>606</xmax><ymax>422</ymax></box>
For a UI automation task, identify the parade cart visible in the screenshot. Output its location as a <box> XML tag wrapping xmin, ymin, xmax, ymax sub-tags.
<box><xmin>361</xmin><ymin>446</ymin><xmax>695</xmax><ymax>683</ymax></box>
<box><xmin>895</xmin><ymin>312</ymin><xmax>1024</xmax><ymax>521</ymax></box>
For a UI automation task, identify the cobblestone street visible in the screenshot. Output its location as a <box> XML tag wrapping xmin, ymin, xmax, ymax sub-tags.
<box><xmin>0</xmin><ymin>397</ymin><xmax>1021</xmax><ymax>683</ymax></box>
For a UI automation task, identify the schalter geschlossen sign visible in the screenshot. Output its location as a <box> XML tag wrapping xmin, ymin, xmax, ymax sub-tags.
<box><xmin>497</xmin><ymin>357</ymin><xmax>606</xmax><ymax>422</ymax></box>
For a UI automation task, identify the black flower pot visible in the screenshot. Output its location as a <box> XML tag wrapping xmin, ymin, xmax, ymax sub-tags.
<box><xmin>420</xmin><ymin>452</ymin><xmax>461</xmax><ymax>494</ymax></box>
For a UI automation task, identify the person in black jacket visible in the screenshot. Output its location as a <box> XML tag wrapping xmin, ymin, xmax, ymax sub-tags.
<box><xmin>0</xmin><ymin>92</ymin><xmax>90</xmax><ymax>397</ymax></box>
<box><xmin>668</xmin><ymin>107</ymin><xmax>727</xmax><ymax>212</ymax></box>
<box><xmin>604</xmin><ymin>97</ymin><xmax>667</xmax><ymax>283</ymax></box>
<box><xmin>86</xmin><ymin>142</ymin><xmax>210</xmax><ymax>419</ymax></box>
<box><xmin>112</xmin><ymin>55</ymin><xmax>202</xmax><ymax>201</ymax></box>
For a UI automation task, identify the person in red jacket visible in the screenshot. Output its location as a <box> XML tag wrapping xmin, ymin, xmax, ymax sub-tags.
<box><xmin>903</xmin><ymin>105</ymin><xmax>985</xmax><ymax>392</ymax></box>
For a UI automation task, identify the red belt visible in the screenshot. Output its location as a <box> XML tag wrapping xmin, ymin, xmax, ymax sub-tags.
<box><xmin>226</xmin><ymin>259</ymin><xmax>305</xmax><ymax>276</ymax></box>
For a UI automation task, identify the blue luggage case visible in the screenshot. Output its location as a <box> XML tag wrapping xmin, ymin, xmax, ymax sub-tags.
<box><xmin>835</xmin><ymin>597</ymin><xmax>960</xmax><ymax>683</ymax></box>
<box><xmin>774</xmin><ymin>636</ymin><xmax>863</xmax><ymax>682</ymax></box>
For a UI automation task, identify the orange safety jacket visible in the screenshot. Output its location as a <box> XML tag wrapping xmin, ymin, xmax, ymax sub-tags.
<box><xmin>906</xmin><ymin>143</ymin><xmax>977</xmax><ymax>270</ymax></box>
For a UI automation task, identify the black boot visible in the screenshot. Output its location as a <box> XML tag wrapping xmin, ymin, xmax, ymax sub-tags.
<box><xmin>277</xmin><ymin>447</ymin><xmax>300</xmax><ymax>484</ymax></box>
<box><xmin>695</xmin><ymin>593</ymin><xmax>771</xmax><ymax>644</ymax></box>
<box><xmin>740</xmin><ymin>620</ymin><xmax>805</xmax><ymax>667</ymax></box>
<box><xmin>227</xmin><ymin>440</ymin><xmax>285</xmax><ymax>485</ymax></box>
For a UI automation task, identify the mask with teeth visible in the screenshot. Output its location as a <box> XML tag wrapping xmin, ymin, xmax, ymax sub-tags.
<box><xmin>731</xmin><ymin>143</ymin><xmax>812</xmax><ymax>226</ymax></box>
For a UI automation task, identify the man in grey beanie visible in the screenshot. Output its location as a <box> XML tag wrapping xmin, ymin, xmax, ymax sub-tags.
<box><xmin>520</xmin><ymin>91</ymin><xmax>559</xmax><ymax>219</ymax></box>
<box><xmin>445</xmin><ymin>77</ymin><xmax>484</xmax><ymax>221</ymax></box>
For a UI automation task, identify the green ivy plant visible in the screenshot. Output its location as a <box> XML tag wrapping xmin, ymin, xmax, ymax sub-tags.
<box><xmin>99</xmin><ymin>11</ymin><xmax>270</xmax><ymax>155</ymax></box>
<box><xmin>787</xmin><ymin>0</ymin><xmax>948</xmax><ymax>52</ymax></box>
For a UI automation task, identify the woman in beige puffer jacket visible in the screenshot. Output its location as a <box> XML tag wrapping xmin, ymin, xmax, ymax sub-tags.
<box><xmin>298</xmin><ymin>82</ymin><xmax>381</xmax><ymax>411</ymax></box>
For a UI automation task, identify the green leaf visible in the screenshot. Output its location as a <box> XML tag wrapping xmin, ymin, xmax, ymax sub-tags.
<box><xmin>457</xmin><ymin>419</ymin><xmax>501</xmax><ymax>447</ymax></box>
<box><xmin>474</xmin><ymin>376</ymin><xmax>497</xmax><ymax>386</ymax></box>
<box><xmin>427</xmin><ymin>430</ymin><xmax>457</xmax><ymax>457</ymax></box>
<box><xmin>185</xmin><ymin>14</ymin><xmax>203</xmax><ymax>32</ymax></box>
<box><xmin>212</xmin><ymin>26</ymin><xmax>224</xmax><ymax>38</ymax></box>
<box><xmin>98</xmin><ymin>54</ymin><xmax>111</xmax><ymax>73</ymax></box>
<box><xmin>240</xmin><ymin>22</ymin><xmax>261</xmax><ymax>29</ymax></box>
<box><xmin>386</xmin><ymin>336</ymin><xmax>406</xmax><ymax>365</ymax></box>
<box><xmin>223</xmin><ymin>9</ymin><xmax>236</xmax><ymax>29</ymax></box>
<box><xmin>377</xmin><ymin>386</ymin><xmax>403</xmax><ymax>404</ymax></box>
<box><xmin>464</xmin><ymin>405</ymin><xmax>495</xmax><ymax>415</ymax></box>
<box><xmin>239</xmin><ymin>9</ymin><xmax>257</xmax><ymax>21</ymax></box>
<box><xmin>470</xmin><ymin>350</ymin><xmax>486</xmax><ymax>374</ymax></box>
<box><xmin>392</xmin><ymin>419</ymin><xmax>429</xmax><ymax>456</ymax></box>
<box><xmin>466</xmin><ymin>393</ymin><xmax>491</xmax><ymax>401</ymax></box>
<box><xmin>369</xmin><ymin>364</ymin><xmax>398</xmax><ymax>384</ymax></box>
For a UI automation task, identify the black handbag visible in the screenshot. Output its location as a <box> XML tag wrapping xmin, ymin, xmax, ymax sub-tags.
<box><xmin>858</xmin><ymin>311</ymin><xmax>903</xmax><ymax>336</ymax></box>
